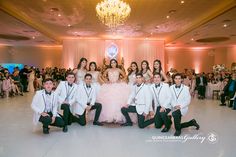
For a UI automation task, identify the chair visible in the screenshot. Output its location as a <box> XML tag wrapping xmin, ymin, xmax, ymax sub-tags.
<box><xmin>212</xmin><ymin>90</ymin><xmax>220</xmax><ymax>100</ymax></box>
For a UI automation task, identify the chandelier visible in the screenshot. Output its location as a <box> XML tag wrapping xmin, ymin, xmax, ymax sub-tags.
<box><xmin>96</xmin><ymin>0</ymin><xmax>131</xmax><ymax>28</ymax></box>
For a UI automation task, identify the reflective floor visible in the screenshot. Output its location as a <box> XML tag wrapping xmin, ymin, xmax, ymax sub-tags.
<box><xmin>0</xmin><ymin>93</ymin><xmax>235</xmax><ymax>157</ymax></box>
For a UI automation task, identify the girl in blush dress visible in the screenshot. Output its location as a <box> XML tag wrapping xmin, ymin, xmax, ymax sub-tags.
<box><xmin>2</xmin><ymin>73</ymin><xmax>12</xmax><ymax>98</ymax></box>
<box><xmin>27</xmin><ymin>68</ymin><xmax>35</xmax><ymax>93</ymax></box>
<box><xmin>140</xmin><ymin>60</ymin><xmax>153</xmax><ymax>84</ymax></box>
<box><xmin>127</xmin><ymin>62</ymin><xmax>139</xmax><ymax>87</ymax></box>
<box><xmin>73</xmin><ymin>57</ymin><xmax>87</xmax><ymax>85</ymax></box>
<box><xmin>88</xmin><ymin>62</ymin><xmax>102</xmax><ymax>94</ymax></box>
<box><xmin>96</xmin><ymin>59</ymin><xmax>131</xmax><ymax>123</ymax></box>
<box><xmin>153</xmin><ymin>59</ymin><xmax>169</xmax><ymax>82</ymax></box>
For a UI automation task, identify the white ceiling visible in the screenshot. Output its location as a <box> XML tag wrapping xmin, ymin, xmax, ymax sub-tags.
<box><xmin>0</xmin><ymin>0</ymin><xmax>235</xmax><ymax>47</ymax></box>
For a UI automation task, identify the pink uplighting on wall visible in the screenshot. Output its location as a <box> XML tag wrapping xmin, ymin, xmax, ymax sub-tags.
<box><xmin>62</xmin><ymin>39</ymin><xmax>165</xmax><ymax>71</ymax></box>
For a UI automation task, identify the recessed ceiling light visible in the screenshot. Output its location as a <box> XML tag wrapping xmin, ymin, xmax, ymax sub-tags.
<box><xmin>58</xmin><ymin>14</ymin><xmax>61</xmax><ymax>17</ymax></box>
<box><xmin>67</xmin><ymin>24</ymin><xmax>71</xmax><ymax>27</ymax></box>
<box><xmin>150</xmin><ymin>32</ymin><xmax>153</xmax><ymax>35</ymax></box>
<box><xmin>32</xmin><ymin>36</ymin><xmax>35</xmax><ymax>39</ymax></box>
<box><xmin>169</xmin><ymin>10</ymin><xmax>176</xmax><ymax>14</ymax></box>
<box><xmin>166</xmin><ymin>15</ymin><xmax>170</xmax><ymax>19</ymax></box>
<box><xmin>181</xmin><ymin>1</ymin><xmax>185</xmax><ymax>4</ymax></box>
<box><xmin>223</xmin><ymin>24</ymin><xmax>228</xmax><ymax>28</ymax></box>
<box><xmin>191</xmin><ymin>38</ymin><xmax>194</xmax><ymax>41</ymax></box>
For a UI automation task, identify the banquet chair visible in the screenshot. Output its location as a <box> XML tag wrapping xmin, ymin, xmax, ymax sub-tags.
<box><xmin>212</xmin><ymin>90</ymin><xmax>220</xmax><ymax>100</ymax></box>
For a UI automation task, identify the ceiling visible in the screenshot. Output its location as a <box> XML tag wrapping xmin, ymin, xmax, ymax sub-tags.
<box><xmin>0</xmin><ymin>0</ymin><xmax>235</xmax><ymax>47</ymax></box>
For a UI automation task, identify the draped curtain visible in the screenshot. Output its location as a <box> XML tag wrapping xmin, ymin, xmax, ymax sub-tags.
<box><xmin>62</xmin><ymin>39</ymin><xmax>165</xmax><ymax>71</ymax></box>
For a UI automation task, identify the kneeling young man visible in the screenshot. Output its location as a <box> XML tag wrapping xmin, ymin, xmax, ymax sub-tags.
<box><xmin>31</xmin><ymin>78</ymin><xmax>65</xmax><ymax>134</ymax></box>
<box><xmin>151</xmin><ymin>72</ymin><xmax>172</xmax><ymax>132</ymax></box>
<box><xmin>55</xmin><ymin>72</ymin><xmax>78</xmax><ymax>132</ymax></box>
<box><xmin>170</xmin><ymin>73</ymin><xmax>200</xmax><ymax>136</ymax></box>
<box><xmin>74</xmin><ymin>73</ymin><xmax>103</xmax><ymax>126</ymax></box>
<box><xmin>121</xmin><ymin>73</ymin><xmax>154</xmax><ymax>128</ymax></box>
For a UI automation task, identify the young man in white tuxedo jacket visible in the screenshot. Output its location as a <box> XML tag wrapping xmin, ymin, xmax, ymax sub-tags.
<box><xmin>73</xmin><ymin>73</ymin><xmax>103</xmax><ymax>126</ymax></box>
<box><xmin>121</xmin><ymin>72</ymin><xmax>154</xmax><ymax>128</ymax></box>
<box><xmin>170</xmin><ymin>73</ymin><xmax>200</xmax><ymax>136</ymax></box>
<box><xmin>31</xmin><ymin>78</ymin><xmax>65</xmax><ymax>134</ymax></box>
<box><xmin>150</xmin><ymin>72</ymin><xmax>172</xmax><ymax>132</ymax></box>
<box><xmin>55</xmin><ymin>72</ymin><xmax>78</xmax><ymax>132</ymax></box>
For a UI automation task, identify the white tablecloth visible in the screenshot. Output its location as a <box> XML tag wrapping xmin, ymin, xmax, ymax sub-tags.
<box><xmin>206</xmin><ymin>82</ymin><xmax>222</xmax><ymax>98</ymax></box>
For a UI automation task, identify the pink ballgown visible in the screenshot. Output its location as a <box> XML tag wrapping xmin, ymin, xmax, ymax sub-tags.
<box><xmin>95</xmin><ymin>69</ymin><xmax>136</xmax><ymax>123</ymax></box>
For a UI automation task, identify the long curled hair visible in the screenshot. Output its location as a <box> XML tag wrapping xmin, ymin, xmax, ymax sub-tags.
<box><xmin>89</xmin><ymin>62</ymin><xmax>98</xmax><ymax>71</ymax></box>
<box><xmin>77</xmin><ymin>57</ymin><xmax>87</xmax><ymax>70</ymax></box>
<box><xmin>109</xmin><ymin>59</ymin><xmax>119</xmax><ymax>68</ymax></box>
<box><xmin>153</xmin><ymin>59</ymin><xmax>163</xmax><ymax>74</ymax></box>
<box><xmin>140</xmin><ymin>60</ymin><xmax>151</xmax><ymax>74</ymax></box>
<box><xmin>128</xmin><ymin>62</ymin><xmax>139</xmax><ymax>76</ymax></box>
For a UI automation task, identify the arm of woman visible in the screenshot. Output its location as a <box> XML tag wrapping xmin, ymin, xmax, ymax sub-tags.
<box><xmin>102</xmin><ymin>69</ymin><xmax>109</xmax><ymax>83</ymax></box>
<box><xmin>98</xmin><ymin>72</ymin><xmax>105</xmax><ymax>84</ymax></box>
<box><xmin>119</xmin><ymin>69</ymin><xmax>127</xmax><ymax>82</ymax></box>
<box><xmin>146</xmin><ymin>70</ymin><xmax>153</xmax><ymax>83</ymax></box>
<box><xmin>161</xmin><ymin>71</ymin><xmax>169</xmax><ymax>83</ymax></box>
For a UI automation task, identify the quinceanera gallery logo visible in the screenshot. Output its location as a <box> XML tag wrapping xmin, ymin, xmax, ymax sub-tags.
<box><xmin>146</xmin><ymin>132</ymin><xmax>218</xmax><ymax>144</ymax></box>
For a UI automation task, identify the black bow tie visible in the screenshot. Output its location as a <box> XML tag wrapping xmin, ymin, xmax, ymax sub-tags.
<box><xmin>137</xmin><ymin>84</ymin><xmax>142</xmax><ymax>87</ymax></box>
<box><xmin>45</xmin><ymin>91</ymin><xmax>52</xmax><ymax>95</ymax></box>
<box><xmin>86</xmin><ymin>85</ymin><xmax>91</xmax><ymax>88</ymax></box>
<box><xmin>175</xmin><ymin>85</ymin><xmax>181</xmax><ymax>89</ymax></box>
<box><xmin>155</xmin><ymin>84</ymin><xmax>160</xmax><ymax>88</ymax></box>
<box><xmin>68</xmin><ymin>83</ymin><xmax>73</xmax><ymax>87</ymax></box>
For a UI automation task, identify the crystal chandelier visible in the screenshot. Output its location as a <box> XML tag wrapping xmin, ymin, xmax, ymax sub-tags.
<box><xmin>96</xmin><ymin>0</ymin><xmax>131</xmax><ymax>28</ymax></box>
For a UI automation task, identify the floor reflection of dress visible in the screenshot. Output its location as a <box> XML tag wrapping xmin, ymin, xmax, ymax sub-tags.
<box><xmin>96</xmin><ymin>69</ymin><xmax>133</xmax><ymax>123</ymax></box>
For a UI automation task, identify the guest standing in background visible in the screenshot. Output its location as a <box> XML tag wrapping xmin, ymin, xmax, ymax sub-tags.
<box><xmin>20</xmin><ymin>65</ymin><xmax>31</xmax><ymax>92</ymax></box>
<box><xmin>196</xmin><ymin>72</ymin><xmax>208</xmax><ymax>99</ymax></box>
<box><xmin>27</xmin><ymin>67</ymin><xmax>35</xmax><ymax>93</ymax></box>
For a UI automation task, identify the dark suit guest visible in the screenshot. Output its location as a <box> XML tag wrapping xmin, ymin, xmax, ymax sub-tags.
<box><xmin>196</xmin><ymin>73</ymin><xmax>208</xmax><ymax>99</ymax></box>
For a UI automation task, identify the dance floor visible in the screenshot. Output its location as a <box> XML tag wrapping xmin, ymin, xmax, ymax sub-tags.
<box><xmin>0</xmin><ymin>94</ymin><xmax>235</xmax><ymax>157</ymax></box>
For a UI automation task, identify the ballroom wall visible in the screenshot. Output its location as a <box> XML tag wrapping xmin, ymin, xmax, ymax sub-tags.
<box><xmin>0</xmin><ymin>45</ymin><xmax>62</xmax><ymax>68</ymax></box>
<box><xmin>62</xmin><ymin>39</ymin><xmax>165</xmax><ymax>70</ymax></box>
<box><xmin>226</xmin><ymin>46</ymin><xmax>236</xmax><ymax>68</ymax></box>
<box><xmin>165</xmin><ymin>47</ymin><xmax>229</xmax><ymax>73</ymax></box>
<box><xmin>0</xmin><ymin>43</ymin><xmax>235</xmax><ymax>73</ymax></box>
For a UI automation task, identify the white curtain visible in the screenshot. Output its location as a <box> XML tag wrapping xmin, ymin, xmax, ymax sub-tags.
<box><xmin>62</xmin><ymin>39</ymin><xmax>165</xmax><ymax>71</ymax></box>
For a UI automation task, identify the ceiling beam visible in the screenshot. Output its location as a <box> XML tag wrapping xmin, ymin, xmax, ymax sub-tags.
<box><xmin>0</xmin><ymin>1</ymin><xmax>61</xmax><ymax>44</ymax></box>
<box><xmin>166</xmin><ymin>0</ymin><xmax>236</xmax><ymax>44</ymax></box>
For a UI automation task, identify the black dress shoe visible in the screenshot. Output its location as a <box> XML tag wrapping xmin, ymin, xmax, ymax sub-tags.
<box><xmin>220</xmin><ymin>103</ymin><xmax>226</xmax><ymax>106</ymax></box>
<box><xmin>93</xmin><ymin>121</ymin><xmax>104</xmax><ymax>126</ymax></box>
<box><xmin>43</xmin><ymin>127</ymin><xmax>49</xmax><ymax>134</ymax></box>
<box><xmin>120</xmin><ymin>122</ymin><xmax>133</xmax><ymax>126</ymax></box>
<box><xmin>192</xmin><ymin>119</ymin><xmax>200</xmax><ymax>130</ymax></box>
<box><xmin>161</xmin><ymin>127</ymin><xmax>170</xmax><ymax>133</ymax></box>
<box><xmin>63</xmin><ymin>126</ymin><xmax>68</xmax><ymax>132</ymax></box>
<box><xmin>174</xmin><ymin>130</ymin><xmax>181</xmax><ymax>136</ymax></box>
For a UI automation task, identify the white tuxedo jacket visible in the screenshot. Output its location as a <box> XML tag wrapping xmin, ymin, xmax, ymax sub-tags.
<box><xmin>55</xmin><ymin>81</ymin><xmax>78</xmax><ymax>108</ymax></box>
<box><xmin>170</xmin><ymin>84</ymin><xmax>191</xmax><ymax>116</ymax></box>
<box><xmin>74</xmin><ymin>83</ymin><xmax>96</xmax><ymax>115</ymax></box>
<box><xmin>31</xmin><ymin>90</ymin><xmax>58</xmax><ymax>125</ymax></box>
<box><xmin>127</xmin><ymin>83</ymin><xmax>152</xmax><ymax>115</ymax></box>
<box><xmin>150</xmin><ymin>82</ymin><xmax>172</xmax><ymax>111</ymax></box>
